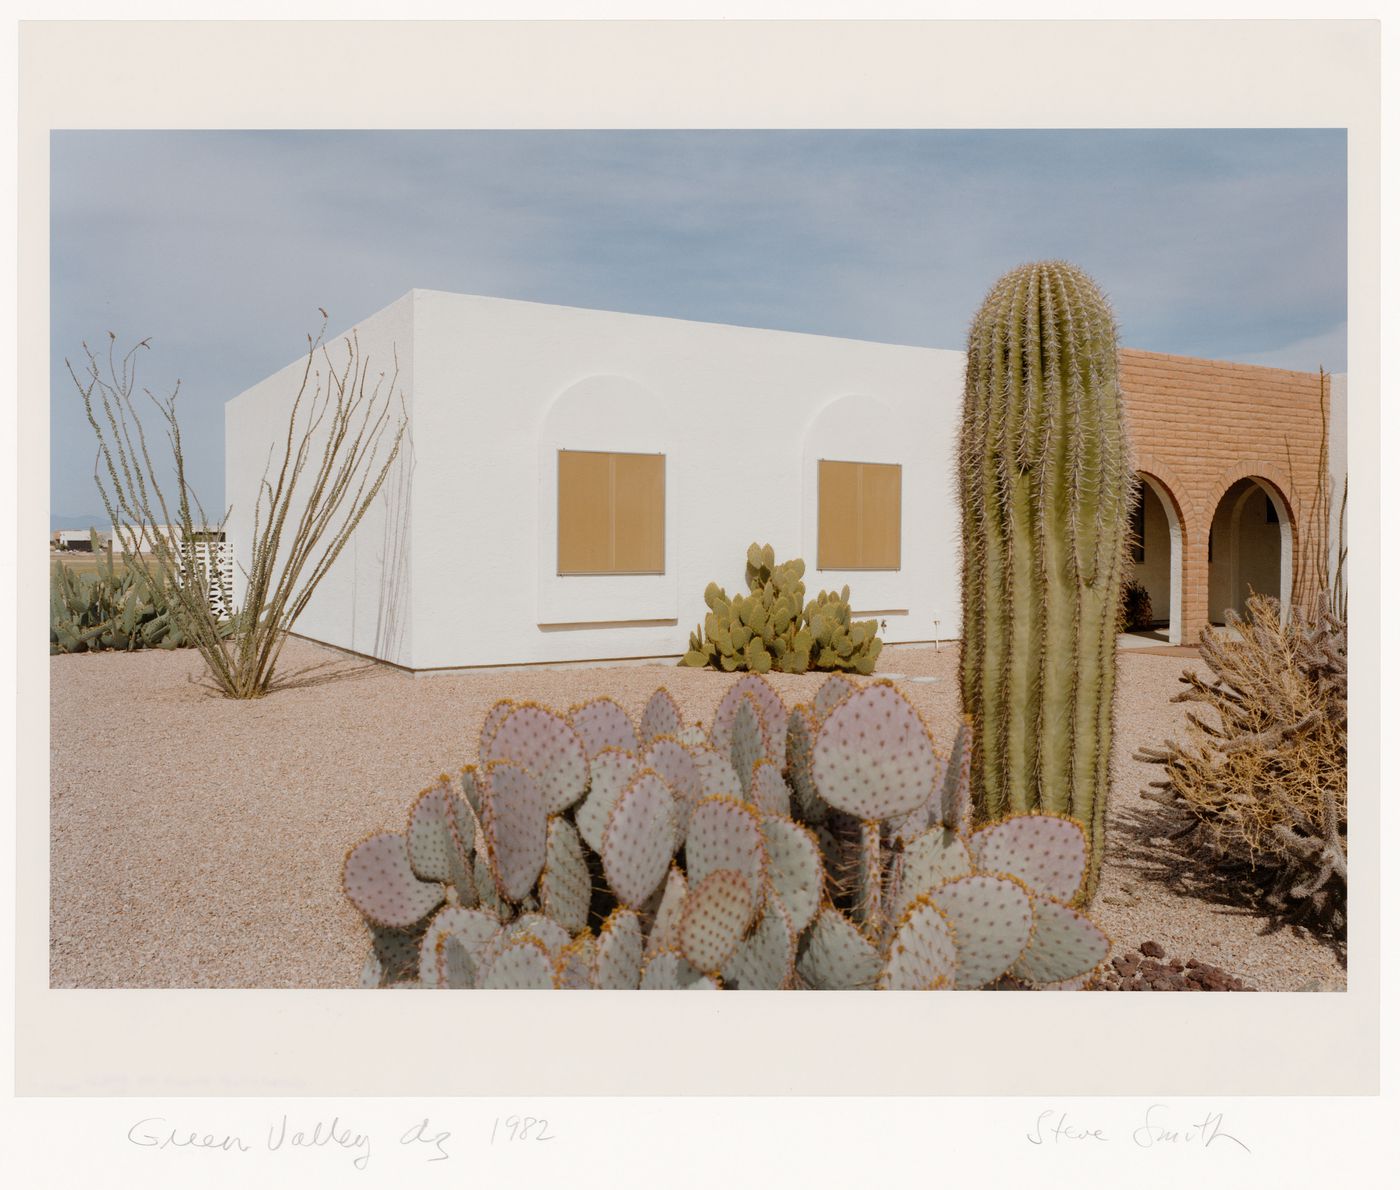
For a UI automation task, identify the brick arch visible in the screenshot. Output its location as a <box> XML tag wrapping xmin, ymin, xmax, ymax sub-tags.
<box><xmin>1202</xmin><ymin>461</ymin><xmax>1297</xmax><ymax>624</ymax></box>
<box><xmin>1202</xmin><ymin>459</ymin><xmax>1299</xmax><ymax>529</ymax></box>
<box><xmin>1133</xmin><ymin>457</ymin><xmax>1192</xmax><ymax>524</ymax></box>
<box><xmin>1132</xmin><ymin>461</ymin><xmax>1189</xmax><ymax>644</ymax></box>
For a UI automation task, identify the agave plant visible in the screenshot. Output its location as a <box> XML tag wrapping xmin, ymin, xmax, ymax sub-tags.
<box><xmin>344</xmin><ymin>673</ymin><xmax>1109</xmax><ymax>990</ymax></box>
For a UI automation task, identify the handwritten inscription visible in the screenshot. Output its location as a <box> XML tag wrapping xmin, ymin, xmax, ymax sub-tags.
<box><xmin>1027</xmin><ymin>1110</ymin><xmax>1109</xmax><ymax>1144</ymax></box>
<box><xmin>127</xmin><ymin>1115</ymin><xmax>456</xmax><ymax>1169</ymax></box>
<box><xmin>1027</xmin><ymin>1105</ymin><xmax>1250</xmax><ymax>1153</ymax></box>
<box><xmin>267</xmin><ymin>1114</ymin><xmax>372</xmax><ymax>1170</ymax></box>
<box><xmin>1133</xmin><ymin>1104</ymin><xmax>1250</xmax><ymax>1152</ymax></box>
<box><xmin>491</xmin><ymin>1115</ymin><xmax>555</xmax><ymax>1144</ymax></box>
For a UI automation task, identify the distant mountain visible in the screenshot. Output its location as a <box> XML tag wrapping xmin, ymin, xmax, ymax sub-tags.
<box><xmin>50</xmin><ymin>514</ymin><xmax>110</xmax><ymax>533</ymax></box>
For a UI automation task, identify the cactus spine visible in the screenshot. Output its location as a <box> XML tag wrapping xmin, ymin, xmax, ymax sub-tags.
<box><xmin>958</xmin><ymin>262</ymin><xmax>1135</xmax><ymax>898</ymax></box>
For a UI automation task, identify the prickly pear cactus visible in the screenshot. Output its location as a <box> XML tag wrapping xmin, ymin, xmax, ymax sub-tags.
<box><xmin>343</xmin><ymin>673</ymin><xmax>1109</xmax><ymax>990</ymax></box>
<box><xmin>50</xmin><ymin>531</ymin><xmax>208</xmax><ymax>653</ymax></box>
<box><xmin>959</xmin><ymin>262</ymin><xmax>1135</xmax><ymax>898</ymax></box>
<box><xmin>680</xmin><ymin>543</ymin><xmax>880</xmax><ymax>675</ymax></box>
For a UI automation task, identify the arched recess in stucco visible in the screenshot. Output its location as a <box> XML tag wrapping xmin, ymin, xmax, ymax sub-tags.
<box><xmin>800</xmin><ymin>391</ymin><xmax>915</xmax><ymax>621</ymax></box>
<box><xmin>1133</xmin><ymin>471</ymin><xmax>1186</xmax><ymax>645</ymax></box>
<box><xmin>1206</xmin><ymin>473</ymin><xmax>1294</xmax><ymax>627</ymax></box>
<box><xmin>535</xmin><ymin>373</ymin><xmax>679</xmax><ymax>627</ymax></box>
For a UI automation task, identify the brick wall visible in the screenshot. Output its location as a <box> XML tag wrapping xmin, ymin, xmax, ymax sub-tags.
<box><xmin>1119</xmin><ymin>349</ymin><xmax>1331</xmax><ymax>643</ymax></box>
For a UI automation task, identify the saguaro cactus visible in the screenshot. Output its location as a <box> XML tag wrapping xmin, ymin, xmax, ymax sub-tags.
<box><xmin>958</xmin><ymin>261</ymin><xmax>1135</xmax><ymax>898</ymax></box>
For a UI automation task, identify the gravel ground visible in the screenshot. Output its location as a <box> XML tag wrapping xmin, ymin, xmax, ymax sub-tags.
<box><xmin>49</xmin><ymin>638</ymin><xmax>1346</xmax><ymax>990</ymax></box>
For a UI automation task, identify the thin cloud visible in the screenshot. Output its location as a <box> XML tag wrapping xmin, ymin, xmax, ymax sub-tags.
<box><xmin>50</xmin><ymin>129</ymin><xmax>1346</xmax><ymax>520</ymax></box>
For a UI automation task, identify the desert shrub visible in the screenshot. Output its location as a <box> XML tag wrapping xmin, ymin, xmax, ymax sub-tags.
<box><xmin>679</xmin><ymin>542</ymin><xmax>882</xmax><ymax>675</ymax></box>
<box><xmin>1119</xmin><ymin>578</ymin><xmax>1154</xmax><ymax>631</ymax></box>
<box><xmin>70</xmin><ymin>323</ymin><xmax>405</xmax><ymax>697</ymax></box>
<box><xmin>1138</xmin><ymin>594</ymin><xmax>1346</xmax><ymax>935</ymax></box>
<box><xmin>343</xmin><ymin>675</ymin><xmax>1109</xmax><ymax>990</ymax></box>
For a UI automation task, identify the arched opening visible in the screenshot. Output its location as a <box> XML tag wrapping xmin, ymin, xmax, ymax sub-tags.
<box><xmin>1125</xmin><ymin>473</ymin><xmax>1183</xmax><ymax>644</ymax></box>
<box><xmin>1207</xmin><ymin>477</ymin><xmax>1292</xmax><ymax>626</ymax></box>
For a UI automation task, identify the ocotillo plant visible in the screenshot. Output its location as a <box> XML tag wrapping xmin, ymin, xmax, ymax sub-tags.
<box><xmin>958</xmin><ymin>262</ymin><xmax>1135</xmax><ymax>898</ymax></box>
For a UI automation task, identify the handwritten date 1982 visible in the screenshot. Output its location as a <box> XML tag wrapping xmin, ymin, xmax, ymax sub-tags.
<box><xmin>490</xmin><ymin>1115</ymin><xmax>555</xmax><ymax>1144</ymax></box>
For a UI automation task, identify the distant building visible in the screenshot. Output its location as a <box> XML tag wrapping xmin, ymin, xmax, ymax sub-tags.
<box><xmin>52</xmin><ymin>529</ymin><xmax>107</xmax><ymax>551</ymax></box>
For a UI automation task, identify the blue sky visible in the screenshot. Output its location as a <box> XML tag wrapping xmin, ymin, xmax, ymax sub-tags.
<box><xmin>50</xmin><ymin>129</ymin><xmax>1346</xmax><ymax>523</ymax></box>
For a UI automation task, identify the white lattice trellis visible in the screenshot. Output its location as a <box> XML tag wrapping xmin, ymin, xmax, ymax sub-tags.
<box><xmin>181</xmin><ymin>540</ymin><xmax>236</xmax><ymax>619</ymax></box>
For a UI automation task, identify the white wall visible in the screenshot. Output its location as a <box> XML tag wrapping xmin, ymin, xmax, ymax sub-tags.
<box><xmin>224</xmin><ymin>295</ymin><xmax>415</xmax><ymax>667</ymax></box>
<box><xmin>1329</xmin><ymin>373</ymin><xmax>1348</xmax><ymax>597</ymax></box>
<box><xmin>405</xmin><ymin>290</ymin><xmax>965</xmax><ymax>670</ymax></box>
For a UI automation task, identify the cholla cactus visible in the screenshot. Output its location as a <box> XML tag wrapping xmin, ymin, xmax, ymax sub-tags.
<box><xmin>681</xmin><ymin>542</ymin><xmax>882</xmax><ymax>675</ymax></box>
<box><xmin>958</xmin><ymin>262</ymin><xmax>1135</xmax><ymax>899</ymax></box>
<box><xmin>343</xmin><ymin>674</ymin><xmax>1108</xmax><ymax>990</ymax></box>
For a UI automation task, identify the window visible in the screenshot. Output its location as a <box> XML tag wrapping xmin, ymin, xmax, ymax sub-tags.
<box><xmin>817</xmin><ymin>459</ymin><xmax>901</xmax><ymax>570</ymax></box>
<box><xmin>557</xmin><ymin>450</ymin><xmax>665</xmax><ymax>575</ymax></box>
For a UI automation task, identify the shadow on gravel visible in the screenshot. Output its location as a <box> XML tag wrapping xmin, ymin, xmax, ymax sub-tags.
<box><xmin>1113</xmin><ymin>802</ymin><xmax>1348</xmax><ymax>966</ymax></box>
<box><xmin>186</xmin><ymin>657</ymin><xmax>390</xmax><ymax>697</ymax></box>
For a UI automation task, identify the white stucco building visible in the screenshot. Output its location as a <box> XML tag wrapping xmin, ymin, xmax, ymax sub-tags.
<box><xmin>225</xmin><ymin>290</ymin><xmax>964</xmax><ymax>671</ymax></box>
<box><xmin>225</xmin><ymin>290</ymin><xmax>1347</xmax><ymax>671</ymax></box>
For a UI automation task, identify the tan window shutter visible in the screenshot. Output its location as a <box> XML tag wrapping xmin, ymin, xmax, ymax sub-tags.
<box><xmin>818</xmin><ymin>459</ymin><xmax>901</xmax><ymax>570</ymax></box>
<box><xmin>860</xmin><ymin>462</ymin><xmax>902</xmax><ymax>569</ymax></box>
<box><xmin>558</xmin><ymin>450</ymin><xmax>665</xmax><ymax>575</ymax></box>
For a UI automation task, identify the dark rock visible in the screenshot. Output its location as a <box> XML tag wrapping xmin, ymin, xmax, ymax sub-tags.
<box><xmin>1089</xmin><ymin>945</ymin><xmax>1257</xmax><ymax>992</ymax></box>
